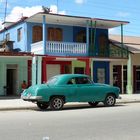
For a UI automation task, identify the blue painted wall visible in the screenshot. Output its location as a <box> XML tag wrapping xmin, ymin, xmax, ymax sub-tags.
<box><xmin>73</xmin><ymin>26</ymin><xmax>108</xmax><ymax>56</ymax></box>
<box><xmin>0</xmin><ymin>21</ymin><xmax>108</xmax><ymax>56</ymax></box>
<box><xmin>93</xmin><ymin>61</ymin><xmax>110</xmax><ymax>84</ymax></box>
<box><xmin>0</xmin><ymin>22</ymin><xmax>27</xmax><ymax>52</ymax></box>
<box><xmin>73</xmin><ymin>26</ymin><xmax>86</xmax><ymax>42</ymax></box>
<box><xmin>26</xmin><ymin>22</ymin><xmax>73</xmax><ymax>51</ymax></box>
<box><xmin>95</xmin><ymin>29</ymin><xmax>108</xmax><ymax>56</ymax></box>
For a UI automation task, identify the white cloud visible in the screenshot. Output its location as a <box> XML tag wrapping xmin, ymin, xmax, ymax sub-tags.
<box><xmin>0</xmin><ymin>5</ymin><xmax>66</xmax><ymax>29</ymax></box>
<box><xmin>117</xmin><ymin>12</ymin><xmax>130</xmax><ymax>18</ymax></box>
<box><xmin>5</xmin><ymin>6</ymin><xmax>43</xmax><ymax>22</ymax></box>
<box><xmin>50</xmin><ymin>5</ymin><xmax>66</xmax><ymax>15</ymax></box>
<box><xmin>75</xmin><ymin>0</ymin><xmax>86</xmax><ymax>4</ymax></box>
<box><xmin>4</xmin><ymin>5</ymin><xmax>66</xmax><ymax>22</ymax></box>
<box><xmin>50</xmin><ymin>5</ymin><xmax>58</xmax><ymax>13</ymax></box>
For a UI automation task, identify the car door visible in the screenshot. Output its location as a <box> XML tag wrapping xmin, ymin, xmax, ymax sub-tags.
<box><xmin>74</xmin><ymin>77</ymin><xmax>98</xmax><ymax>102</ymax></box>
<box><xmin>62</xmin><ymin>78</ymin><xmax>78</xmax><ymax>102</ymax></box>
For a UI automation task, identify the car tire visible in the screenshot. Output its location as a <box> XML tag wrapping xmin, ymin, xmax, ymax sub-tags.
<box><xmin>50</xmin><ymin>96</ymin><xmax>64</xmax><ymax>110</ymax></box>
<box><xmin>104</xmin><ymin>94</ymin><xmax>116</xmax><ymax>107</ymax></box>
<box><xmin>37</xmin><ymin>102</ymin><xmax>49</xmax><ymax>110</ymax></box>
<box><xmin>88</xmin><ymin>102</ymin><xmax>99</xmax><ymax>107</ymax></box>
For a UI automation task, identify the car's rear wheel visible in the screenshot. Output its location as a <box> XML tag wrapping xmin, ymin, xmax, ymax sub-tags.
<box><xmin>37</xmin><ymin>102</ymin><xmax>49</xmax><ymax>110</ymax></box>
<box><xmin>88</xmin><ymin>101</ymin><xmax>99</xmax><ymax>107</ymax></box>
<box><xmin>104</xmin><ymin>94</ymin><xmax>116</xmax><ymax>107</ymax></box>
<box><xmin>50</xmin><ymin>96</ymin><xmax>64</xmax><ymax>110</ymax></box>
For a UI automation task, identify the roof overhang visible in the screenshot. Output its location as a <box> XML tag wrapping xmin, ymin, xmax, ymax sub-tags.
<box><xmin>35</xmin><ymin>55</ymin><xmax>128</xmax><ymax>61</ymax></box>
<box><xmin>110</xmin><ymin>35</ymin><xmax>140</xmax><ymax>54</ymax></box>
<box><xmin>25</xmin><ymin>12</ymin><xmax>91</xmax><ymax>27</ymax></box>
<box><xmin>0</xmin><ymin>52</ymin><xmax>33</xmax><ymax>58</ymax></box>
<box><xmin>92</xmin><ymin>18</ymin><xmax>129</xmax><ymax>29</ymax></box>
<box><xmin>25</xmin><ymin>12</ymin><xmax>129</xmax><ymax>28</ymax></box>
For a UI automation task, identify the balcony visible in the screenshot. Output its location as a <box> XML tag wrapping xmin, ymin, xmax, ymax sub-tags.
<box><xmin>31</xmin><ymin>41</ymin><xmax>87</xmax><ymax>56</ymax></box>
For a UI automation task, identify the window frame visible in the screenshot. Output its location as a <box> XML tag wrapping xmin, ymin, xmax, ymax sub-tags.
<box><xmin>6</xmin><ymin>33</ymin><xmax>10</xmax><ymax>41</ymax></box>
<box><xmin>17</xmin><ymin>27</ymin><xmax>22</xmax><ymax>42</ymax></box>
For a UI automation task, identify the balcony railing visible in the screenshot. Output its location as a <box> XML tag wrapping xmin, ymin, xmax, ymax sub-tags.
<box><xmin>31</xmin><ymin>41</ymin><xmax>128</xmax><ymax>58</ymax></box>
<box><xmin>31</xmin><ymin>41</ymin><xmax>87</xmax><ymax>56</ymax></box>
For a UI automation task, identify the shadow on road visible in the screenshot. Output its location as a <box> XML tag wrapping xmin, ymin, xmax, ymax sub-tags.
<box><xmin>33</xmin><ymin>103</ymin><xmax>126</xmax><ymax>112</ymax></box>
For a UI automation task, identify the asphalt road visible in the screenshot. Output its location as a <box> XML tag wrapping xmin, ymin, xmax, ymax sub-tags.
<box><xmin>0</xmin><ymin>103</ymin><xmax>140</xmax><ymax>140</ymax></box>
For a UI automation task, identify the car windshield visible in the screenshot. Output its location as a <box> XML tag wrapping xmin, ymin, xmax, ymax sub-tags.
<box><xmin>46</xmin><ymin>77</ymin><xmax>58</xmax><ymax>85</ymax></box>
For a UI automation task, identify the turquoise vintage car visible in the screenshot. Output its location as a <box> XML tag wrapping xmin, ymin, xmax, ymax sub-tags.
<box><xmin>21</xmin><ymin>74</ymin><xmax>120</xmax><ymax>110</ymax></box>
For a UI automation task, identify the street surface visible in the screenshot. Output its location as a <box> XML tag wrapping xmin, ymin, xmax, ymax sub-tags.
<box><xmin>0</xmin><ymin>103</ymin><xmax>140</xmax><ymax>140</ymax></box>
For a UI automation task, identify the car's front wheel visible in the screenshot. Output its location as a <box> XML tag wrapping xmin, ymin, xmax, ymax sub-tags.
<box><xmin>88</xmin><ymin>101</ymin><xmax>99</xmax><ymax>107</ymax></box>
<box><xmin>50</xmin><ymin>96</ymin><xmax>64</xmax><ymax>110</ymax></box>
<box><xmin>104</xmin><ymin>94</ymin><xmax>116</xmax><ymax>107</ymax></box>
<box><xmin>37</xmin><ymin>102</ymin><xmax>49</xmax><ymax>110</ymax></box>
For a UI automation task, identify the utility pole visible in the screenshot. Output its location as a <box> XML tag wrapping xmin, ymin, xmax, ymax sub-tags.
<box><xmin>57</xmin><ymin>0</ymin><xmax>58</xmax><ymax>14</ymax></box>
<box><xmin>3</xmin><ymin>0</ymin><xmax>8</xmax><ymax>40</ymax></box>
<box><xmin>4</xmin><ymin>0</ymin><xmax>8</xmax><ymax>22</ymax></box>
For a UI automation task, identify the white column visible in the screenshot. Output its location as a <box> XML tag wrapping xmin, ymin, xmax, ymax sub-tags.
<box><xmin>43</xmin><ymin>15</ymin><xmax>47</xmax><ymax>55</ymax></box>
<box><xmin>121</xmin><ymin>63</ymin><xmax>124</xmax><ymax>94</ymax></box>
<box><xmin>86</xmin><ymin>20</ymin><xmax>89</xmax><ymax>55</ymax></box>
<box><xmin>37</xmin><ymin>56</ymin><xmax>42</xmax><ymax>84</ymax></box>
<box><xmin>32</xmin><ymin>56</ymin><xmax>37</xmax><ymax>86</ymax></box>
<box><xmin>126</xmin><ymin>54</ymin><xmax>133</xmax><ymax>94</ymax></box>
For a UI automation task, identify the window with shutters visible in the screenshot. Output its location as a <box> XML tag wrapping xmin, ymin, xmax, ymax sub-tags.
<box><xmin>32</xmin><ymin>26</ymin><xmax>42</xmax><ymax>43</ymax></box>
<box><xmin>17</xmin><ymin>27</ymin><xmax>22</xmax><ymax>42</ymax></box>
<box><xmin>6</xmin><ymin>33</ymin><xmax>10</xmax><ymax>41</ymax></box>
<box><xmin>48</xmin><ymin>28</ymin><xmax>63</xmax><ymax>41</ymax></box>
<box><xmin>98</xmin><ymin>34</ymin><xmax>108</xmax><ymax>56</ymax></box>
<box><xmin>75</xmin><ymin>30</ymin><xmax>86</xmax><ymax>43</ymax></box>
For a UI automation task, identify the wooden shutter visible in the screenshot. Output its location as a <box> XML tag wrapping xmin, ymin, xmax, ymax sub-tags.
<box><xmin>48</xmin><ymin>28</ymin><xmax>54</xmax><ymax>41</ymax></box>
<box><xmin>55</xmin><ymin>28</ymin><xmax>62</xmax><ymax>41</ymax></box>
<box><xmin>48</xmin><ymin>28</ymin><xmax>63</xmax><ymax>41</ymax></box>
<box><xmin>32</xmin><ymin>26</ymin><xmax>42</xmax><ymax>43</ymax></box>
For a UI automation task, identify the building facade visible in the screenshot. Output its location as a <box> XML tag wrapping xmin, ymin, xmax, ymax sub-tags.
<box><xmin>110</xmin><ymin>35</ymin><xmax>140</xmax><ymax>94</ymax></box>
<box><xmin>0</xmin><ymin>12</ymin><xmax>131</xmax><ymax>96</ymax></box>
<box><xmin>0</xmin><ymin>52</ymin><xmax>32</xmax><ymax>96</ymax></box>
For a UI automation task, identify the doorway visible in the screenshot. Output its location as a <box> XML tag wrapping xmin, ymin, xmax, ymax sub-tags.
<box><xmin>47</xmin><ymin>64</ymin><xmax>60</xmax><ymax>80</ymax></box>
<box><xmin>93</xmin><ymin>61</ymin><xmax>110</xmax><ymax>84</ymax></box>
<box><xmin>6</xmin><ymin>65</ymin><xmax>18</xmax><ymax>96</ymax></box>
<box><xmin>97</xmin><ymin>68</ymin><xmax>105</xmax><ymax>83</ymax></box>
<box><xmin>134</xmin><ymin>66</ymin><xmax>140</xmax><ymax>93</ymax></box>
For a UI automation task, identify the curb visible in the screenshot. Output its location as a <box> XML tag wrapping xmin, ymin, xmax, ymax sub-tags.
<box><xmin>117</xmin><ymin>100</ymin><xmax>140</xmax><ymax>104</ymax></box>
<box><xmin>0</xmin><ymin>106</ymin><xmax>37</xmax><ymax>111</ymax></box>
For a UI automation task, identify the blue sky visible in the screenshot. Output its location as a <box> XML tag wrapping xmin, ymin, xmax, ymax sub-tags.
<box><xmin>0</xmin><ymin>0</ymin><xmax>140</xmax><ymax>36</ymax></box>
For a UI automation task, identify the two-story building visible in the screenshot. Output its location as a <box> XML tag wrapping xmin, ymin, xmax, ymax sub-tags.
<box><xmin>0</xmin><ymin>11</ymin><xmax>130</xmax><ymax>96</ymax></box>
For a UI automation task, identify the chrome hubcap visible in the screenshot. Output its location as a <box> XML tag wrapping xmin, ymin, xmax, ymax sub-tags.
<box><xmin>53</xmin><ymin>98</ymin><xmax>63</xmax><ymax>109</ymax></box>
<box><xmin>106</xmin><ymin>96</ymin><xmax>114</xmax><ymax>105</ymax></box>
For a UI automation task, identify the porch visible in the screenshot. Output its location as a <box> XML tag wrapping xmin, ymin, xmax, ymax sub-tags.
<box><xmin>27</xmin><ymin>13</ymin><xmax>129</xmax><ymax>58</ymax></box>
<box><xmin>31</xmin><ymin>41</ymin><xmax>87</xmax><ymax>56</ymax></box>
<box><xmin>31</xmin><ymin>40</ymin><xmax>129</xmax><ymax>58</ymax></box>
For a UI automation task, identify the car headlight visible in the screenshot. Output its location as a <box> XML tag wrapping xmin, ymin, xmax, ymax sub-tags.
<box><xmin>27</xmin><ymin>93</ymin><xmax>32</xmax><ymax>98</ymax></box>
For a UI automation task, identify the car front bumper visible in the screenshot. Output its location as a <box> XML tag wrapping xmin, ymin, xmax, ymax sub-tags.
<box><xmin>21</xmin><ymin>95</ymin><xmax>42</xmax><ymax>102</ymax></box>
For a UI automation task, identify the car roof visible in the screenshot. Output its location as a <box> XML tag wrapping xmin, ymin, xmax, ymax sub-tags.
<box><xmin>51</xmin><ymin>74</ymin><xmax>89</xmax><ymax>85</ymax></box>
<box><xmin>55</xmin><ymin>74</ymin><xmax>89</xmax><ymax>78</ymax></box>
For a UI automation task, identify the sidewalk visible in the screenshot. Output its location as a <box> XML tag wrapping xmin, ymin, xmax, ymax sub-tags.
<box><xmin>0</xmin><ymin>94</ymin><xmax>140</xmax><ymax>111</ymax></box>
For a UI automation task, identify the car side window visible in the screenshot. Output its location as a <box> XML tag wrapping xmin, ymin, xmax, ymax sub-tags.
<box><xmin>67</xmin><ymin>78</ymin><xmax>76</xmax><ymax>85</ymax></box>
<box><xmin>75</xmin><ymin>77</ymin><xmax>91</xmax><ymax>84</ymax></box>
